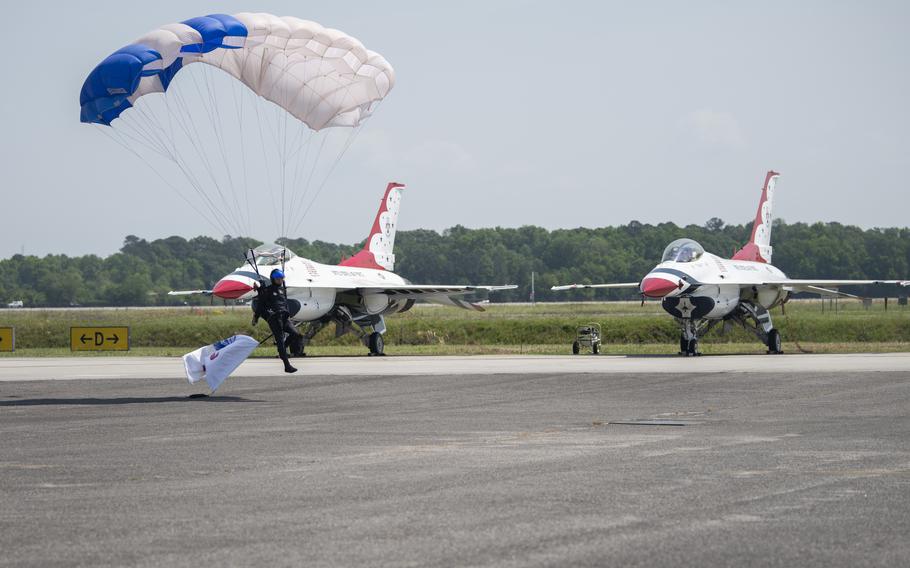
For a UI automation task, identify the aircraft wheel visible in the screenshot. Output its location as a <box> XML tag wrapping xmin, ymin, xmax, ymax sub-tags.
<box><xmin>572</xmin><ymin>341</ymin><xmax>580</xmax><ymax>355</ymax></box>
<box><xmin>767</xmin><ymin>329</ymin><xmax>782</xmax><ymax>354</ymax></box>
<box><xmin>592</xmin><ymin>342</ymin><xmax>600</xmax><ymax>355</ymax></box>
<box><xmin>368</xmin><ymin>332</ymin><xmax>385</xmax><ymax>356</ymax></box>
<box><xmin>686</xmin><ymin>338</ymin><xmax>699</xmax><ymax>357</ymax></box>
<box><xmin>679</xmin><ymin>335</ymin><xmax>688</xmax><ymax>355</ymax></box>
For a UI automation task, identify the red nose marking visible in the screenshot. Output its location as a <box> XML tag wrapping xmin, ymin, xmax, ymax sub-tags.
<box><xmin>640</xmin><ymin>277</ymin><xmax>679</xmax><ymax>298</ymax></box>
<box><xmin>212</xmin><ymin>279</ymin><xmax>253</xmax><ymax>299</ymax></box>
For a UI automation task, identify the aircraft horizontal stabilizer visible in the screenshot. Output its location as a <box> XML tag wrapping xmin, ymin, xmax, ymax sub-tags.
<box><xmin>550</xmin><ymin>283</ymin><xmax>640</xmax><ymax>291</ymax></box>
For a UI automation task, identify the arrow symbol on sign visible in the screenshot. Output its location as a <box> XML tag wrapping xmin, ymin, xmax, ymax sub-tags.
<box><xmin>80</xmin><ymin>334</ymin><xmax>90</xmax><ymax>344</ymax></box>
<box><xmin>107</xmin><ymin>335</ymin><xmax>119</xmax><ymax>344</ymax></box>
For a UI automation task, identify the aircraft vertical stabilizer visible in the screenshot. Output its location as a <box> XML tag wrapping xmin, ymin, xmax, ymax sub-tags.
<box><xmin>732</xmin><ymin>171</ymin><xmax>780</xmax><ymax>263</ymax></box>
<box><xmin>339</xmin><ymin>182</ymin><xmax>405</xmax><ymax>271</ymax></box>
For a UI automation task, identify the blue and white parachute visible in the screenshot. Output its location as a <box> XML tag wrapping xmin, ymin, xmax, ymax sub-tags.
<box><xmin>80</xmin><ymin>13</ymin><xmax>395</xmax><ymax>237</ymax></box>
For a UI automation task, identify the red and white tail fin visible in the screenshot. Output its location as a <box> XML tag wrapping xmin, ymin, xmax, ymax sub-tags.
<box><xmin>732</xmin><ymin>171</ymin><xmax>780</xmax><ymax>263</ymax></box>
<box><xmin>338</xmin><ymin>182</ymin><xmax>405</xmax><ymax>271</ymax></box>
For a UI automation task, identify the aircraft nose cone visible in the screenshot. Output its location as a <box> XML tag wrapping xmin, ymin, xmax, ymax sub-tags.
<box><xmin>212</xmin><ymin>278</ymin><xmax>253</xmax><ymax>300</ymax></box>
<box><xmin>640</xmin><ymin>276</ymin><xmax>680</xmax><ymax>298</ymax></box>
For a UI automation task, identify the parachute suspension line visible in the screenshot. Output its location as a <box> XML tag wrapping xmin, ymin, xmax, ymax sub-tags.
<box><xmin>285</xmin><ymin>127</ymin><xmax>317</xmax><ymax>233</ymax></box>
<box><xmin>155</xmin><ymin>91</ymin><xmax>242</xmax><ymax>237</ymax></box>
<box><xmin>292</xmin><ymin>121</ymin><xmax>367</xmax><ymax>236</ymax></box>
<box><xmin>287</xmin><ymin>81</ymin><xmax>368</xmax><ymax>236</ymax></box>
<box><xmin>168</xmin><ymin>78</ymin><xmax>247</xmax><ymax>236</ymax></box>
<box><xmin>188</xmin><ymin>65</ymin><xmax>247</xmax><ymax>236</ymax></box>
<box><xmin>108</xmin><ymin>116</ymin><xmax>170</xmax><ymax>160</ymax></box>
<box><xmin>250</xmin><ymin>84</ymin><xmax>282</xmax><ymax>236</ymax></box>
<box><xmin>206</xmin><ymin>62</ymin><xmax>249</xmax><ymax>236</ymax></box>
<box><xmin>129</xmin><ymin>107</ymin><xmax>238</xmax><ymax>237</ymax></box>
<box><xmin>290</xmin><ymin>133</ymin><xmax>329</xmax><ymax>233</ymax></box>
<box><xmin>136</xmin><ymin>88</ymin><xmax>243</xmax><ymax>237</ymax></box>
<box><xmin>150</xmin><ymin>106</ymin><xmax>236</xmax><ymax>234</ymax></box>
<box><xmin>233</xmin><ymin>44</ymin><xmax>259</xmax><ymax>235</ymax></box>
<box><xmin>169</xmin><ymin>70</ymin><xmax>241</xmax><ymax>235</ymax></box>
<box><xmin>199</xmin><ymin>62</ymin><xmax>246</xmax><ymax>236</ymax></box>
<box><xmin>278</xmin><ymin>90</ymin><xmax>310</xmax><ymax>238</ymax></box>
<box><xmin>280</xmin><ymin>113</ymin><xmax>317</xmax><ymax>230</ymax></box>
<box><xmin>229</xmin><ymin>75</ymin><xmax>252</xmax><ymax>235</ymax></box>
<box><xmin>94</xmin><ymin>125</ymin><xmax>227</xmax><ymax>235</ymax></box>
<box><xmin>279</xmin><ymin>88</ymin><xmax>290</xmax><ymax>238</ymax></box>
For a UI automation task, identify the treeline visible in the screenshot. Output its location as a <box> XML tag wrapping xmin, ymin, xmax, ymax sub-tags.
<box><xmin>2</xmin><ymin>219</ymin><xmax>909</xmax><ymax>306</ymax></box>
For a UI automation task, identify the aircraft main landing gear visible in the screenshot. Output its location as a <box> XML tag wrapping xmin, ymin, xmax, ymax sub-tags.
<box><xmin>767</xmin><ymin>328</ymin><xmax>783</xmax><ymax>354</ymax></box>
<box><xmin>730</xmin><ymin>303</ymin><xmax>783</xmax><ymax>354</ymax></box>
<box><xmin>368</xmin><ymin>332</ymin><xmax>385</xmax><ymax>356</ymax></box>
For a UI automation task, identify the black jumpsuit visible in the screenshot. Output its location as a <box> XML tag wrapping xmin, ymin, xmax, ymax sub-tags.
<box><xmin>255</xmin><ymin>280</ymin><xmax>303</xmax><ymax>367</ymax></box>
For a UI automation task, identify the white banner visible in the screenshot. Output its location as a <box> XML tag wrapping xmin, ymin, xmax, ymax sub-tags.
<box><xmin>183</xmin><ymin>335</ymin><xmax>259</xmax><ymax>392</ymax></box>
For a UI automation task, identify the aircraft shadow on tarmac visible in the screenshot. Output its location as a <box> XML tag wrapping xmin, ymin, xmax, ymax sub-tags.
<box><xmin>0</xmin><ymin>395</ymin><xmax>260</xmax><ymax>407</ymax></box>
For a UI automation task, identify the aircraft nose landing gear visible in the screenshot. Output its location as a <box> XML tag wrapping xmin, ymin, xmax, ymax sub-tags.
<box><xmin>680</xmin><ymin>335</ymin><xmax>700</xmax><ymax>356</ymax></box>
<box><xmin>679</xmin><ymin>319</ymin><xmax>703</xmax><ymax>356</ymax></box>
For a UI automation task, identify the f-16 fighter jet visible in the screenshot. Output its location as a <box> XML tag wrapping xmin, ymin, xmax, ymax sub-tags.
<box><xmin>174</xmin><ymin>183</ymin><xmax>515</xmax><ymax>356</ymax></box>
<box><xmin>552</xmin><ymin>171</ymin><xmax>909</xmax><ymax>355</ymax></box>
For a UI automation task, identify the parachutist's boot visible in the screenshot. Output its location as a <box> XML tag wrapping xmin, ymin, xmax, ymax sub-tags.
<box><xmin>289</xmin><ymin>336</ymin><xmax>305</xmax><ymax>358</ymax></box>
<box><xmin>284</xmin><ymin>362</ymin><xmax>298</xmax><ymax>373</ymax></box>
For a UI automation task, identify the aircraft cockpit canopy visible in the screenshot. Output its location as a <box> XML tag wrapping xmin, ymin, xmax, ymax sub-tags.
<box><xmin>661</xmin><ymin>239</ymin><xmax>705</xmax><ymax>263</ymax></box>
<box><xmin>252</xmin><ymin>243</ymin><xmax>296</xmax><ymax>266</ymax></box>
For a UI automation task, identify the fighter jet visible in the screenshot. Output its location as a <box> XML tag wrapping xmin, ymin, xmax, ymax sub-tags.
<box><xmin>552</xmin><ymin>171</ymin><xmax>909</xmax><ymax>355</ymax></box>
<box><xmin>173</xmin><ymin>183</ymin><xmax>515</xmax><ymax>356</ymax></box>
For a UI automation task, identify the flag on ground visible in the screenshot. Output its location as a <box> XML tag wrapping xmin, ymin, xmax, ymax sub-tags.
<box><xmin>183</xmin><ymin>335</ymin><xmax>259</xmax><ymax>392</ymax></box>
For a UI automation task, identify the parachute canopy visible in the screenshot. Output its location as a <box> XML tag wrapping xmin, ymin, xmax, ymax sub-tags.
<box><xmin>80</xmin><ymin>13</ymin><xmax>395</xmax><ymax>239</ymax></box>
<box><xmin>81</xmin><ymin>13</ymin><xmax>395</xmax><ymax>130</ymax></box>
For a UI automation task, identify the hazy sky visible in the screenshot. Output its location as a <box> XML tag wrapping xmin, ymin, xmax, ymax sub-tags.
<box><xmin>2</xmin><ymin>1</ymin><xmax>908</xmax><ymax>258</ymax></box>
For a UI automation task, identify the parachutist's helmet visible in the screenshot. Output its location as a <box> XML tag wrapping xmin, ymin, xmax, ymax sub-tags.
<box><xmin>270</xmin><ymin>269</ymin><xmax>285</xmax><ymax>281</ymax></box>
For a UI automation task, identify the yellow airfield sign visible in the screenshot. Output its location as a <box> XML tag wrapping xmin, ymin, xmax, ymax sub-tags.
<box><xmin>70</xmin><ymin>326</ymin><xmax>130</xmax><ymax>352</ymax></box>
<box><xmin>0</xmin><ymin>327</ymin><xmax>14</xmax><ymax>352</ymax></box>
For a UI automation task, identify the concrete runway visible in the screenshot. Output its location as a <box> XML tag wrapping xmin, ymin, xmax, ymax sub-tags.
<box><xmin>1</xmin><ymin>354</ymin><xmax>909</xmax><ymax>566</ymax></box>
<box><xmin>2</xmin><ymin>352</ymin><xmax>910</xmax><ymax>382</ymax></box>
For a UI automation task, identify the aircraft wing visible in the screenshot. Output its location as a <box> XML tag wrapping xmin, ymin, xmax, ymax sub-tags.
<box><xmin>167</xmin><ymin>290</ymin><xmax>213</xmax><ymax>296</ymax></box>
<box><xmin>795</xmin><ymin>285</ymin><xmax>861</xmax><ymax>299</ymax></box>
<box><xmin>764</xmin><ymin>279</ymin><xmax>910</xmax><ymax>288</ymax></box>
<box><xmin>550</xmin><ymin>282</ymin><xmax>640</xmax><ymax>291</ymax></box>
<box><xmin>758</xmin><ymin>279</ymin><xmax>910</xmax><ymax>296</ymax></box>
<box><xmin>359</xmin><ymin>285</ymin><xmax>517</xmax><ymax>312</ymax></box>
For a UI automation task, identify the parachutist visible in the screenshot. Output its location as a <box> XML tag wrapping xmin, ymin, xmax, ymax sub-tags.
<box><xmin>253</xmin><ymin>269</ymin><xmax>303</xmax><ymax>373</ymax></box>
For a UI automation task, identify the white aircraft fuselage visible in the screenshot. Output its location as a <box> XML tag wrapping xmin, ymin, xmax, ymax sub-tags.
<box><xmin>641</xmin><ymin>251</ymin><xmax>788</xmax><ymax>321</ymax></box>
<box><xmin>212</xmin><ymin>255</ymin><xmax>415</xmax><ymax>324</ymax></box>
<box><xmin>196</xmin><ymin>182</ymin><xmax>514</xmax><ymax>356</ymax></box>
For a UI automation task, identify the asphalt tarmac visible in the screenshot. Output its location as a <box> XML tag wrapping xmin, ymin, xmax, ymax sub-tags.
<box><xmin>1</xmin><ymin>355</ymin><xmax>909</xmax><ymax>567</ymax></box>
